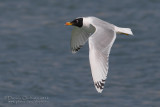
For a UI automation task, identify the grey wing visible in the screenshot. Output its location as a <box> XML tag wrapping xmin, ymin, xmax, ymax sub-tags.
<box><xmin>89</xmin><ymin>27</ymin><xmax>116</xmax><ymax>93</ymax></box>
<box><xmin>71</xmin><ymin>26</ymin><xmax>95</xmax><ymax>53</ymax></box>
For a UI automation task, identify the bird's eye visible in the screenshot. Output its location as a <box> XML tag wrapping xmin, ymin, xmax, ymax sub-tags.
<box><xmin>76</xmin><ymin>20</ymin><xmax>79</xmax><ymax>23</ymax></box>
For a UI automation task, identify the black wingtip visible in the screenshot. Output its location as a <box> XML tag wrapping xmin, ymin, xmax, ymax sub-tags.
<box><xmin>94</xmin><ymin>79</ymin><xmax>106</xmax><ymax>90</ymax></box>
<box><xmin>71</xmin><ymin>45</ymin><xmax>83</xmax><ymax>53</ymax></box>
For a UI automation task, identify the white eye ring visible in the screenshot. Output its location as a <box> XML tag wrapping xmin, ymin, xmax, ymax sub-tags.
<box><xmin>76</xmin><ymin>20</ymin><xmax>79</xmax><ymax>23</ymax></box>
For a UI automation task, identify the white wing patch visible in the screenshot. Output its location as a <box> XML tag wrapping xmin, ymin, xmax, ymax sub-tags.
<box><xmin>89</xmin><ymin>27</ymin><xmax>116</xmax><ymax>93</ymax></box>
<box><xmin>71</xmin><ymin>25</ymin><xmax>95</xmax><ymax>53</ymax></box>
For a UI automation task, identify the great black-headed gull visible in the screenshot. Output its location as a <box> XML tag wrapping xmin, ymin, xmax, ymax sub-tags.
<box><xmin>65</xmin><ymin>16</ymin><xmax>133</xmax><ymax>93</ymax></box>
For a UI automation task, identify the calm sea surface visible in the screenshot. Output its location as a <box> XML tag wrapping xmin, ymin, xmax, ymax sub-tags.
<box><xmin>0</xmin><ymin>0</ymin><xmax>160</xmax><ymax>107</ymax></box>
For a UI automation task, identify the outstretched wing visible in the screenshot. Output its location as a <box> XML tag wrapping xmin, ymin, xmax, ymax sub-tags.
<box><xmin>71</xmin><ymin>25</ymin><xmax>95</xmax><ymax>53</ymax></box>
<box><xmin>89</xmin><ymin>27</ymin><xmax>116</xmax><ymax>93</ymax></box>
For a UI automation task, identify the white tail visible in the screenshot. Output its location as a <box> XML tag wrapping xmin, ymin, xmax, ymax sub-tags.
<box><xmin>115</xmin><ymin>26</ymin><xmax>133</xmax><ymax>35</ymax></box>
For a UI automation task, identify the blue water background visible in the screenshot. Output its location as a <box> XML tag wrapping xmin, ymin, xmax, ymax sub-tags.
<box><xmin>0</xmin><ymin>0</ymin><xmax>160</xmax><ymax>107</ymax></box>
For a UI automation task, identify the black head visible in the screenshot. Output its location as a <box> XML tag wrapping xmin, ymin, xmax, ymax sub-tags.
<box><xmin>71</xmin><ymin>18</ymin><xmax>83</xmax><ymax>27</ymax></box>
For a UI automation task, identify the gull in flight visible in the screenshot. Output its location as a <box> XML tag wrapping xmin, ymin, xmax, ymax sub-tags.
<box><xmin>65</xmin><ymin>16</ymin><xmax>133</xmax><ymax>93</ymax></box>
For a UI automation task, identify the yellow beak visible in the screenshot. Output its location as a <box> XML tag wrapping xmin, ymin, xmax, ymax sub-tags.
<box><xmin>65</xmin><ymin>22</ymin><xmax>72</xmax><ymax>26</ymax></box>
